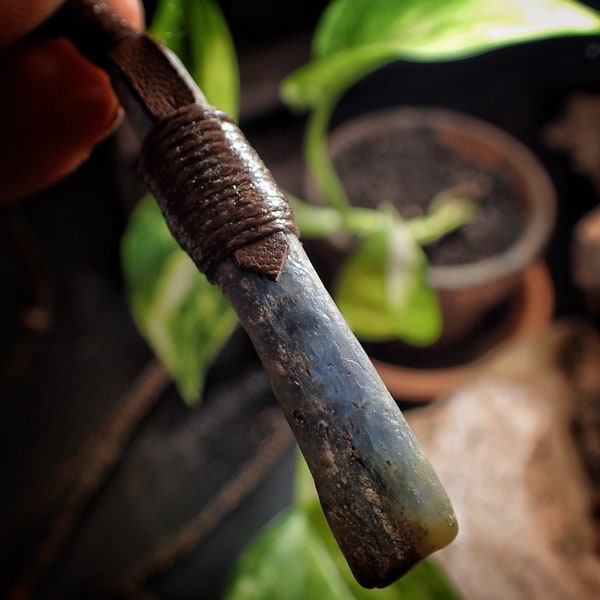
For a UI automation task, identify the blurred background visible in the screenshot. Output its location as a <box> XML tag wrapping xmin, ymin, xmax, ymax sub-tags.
<box><xmin>2</xmin><ymin>1</ymin><xmax>600</xmax><ymax>598</ymax></box>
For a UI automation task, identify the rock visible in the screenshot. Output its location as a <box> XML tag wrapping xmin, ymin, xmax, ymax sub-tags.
<box><xmin>407</xmin><ymin>321</ymin><xmax>600</xmax><ymax>600</ymax></box>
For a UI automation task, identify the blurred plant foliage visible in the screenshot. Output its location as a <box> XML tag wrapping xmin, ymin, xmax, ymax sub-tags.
<box><xmin>281</xmin><ymin>0</ymin><xmax>600</xmax><ymax>345</ymax></box>
<box><xmin>122</xmin><ymin>0</ymin><xmax>600</xmax><ymax>398</ymax></box>
<box><xmin>224</xmin><ymin>454</ymin><xmax>460</xmax><ymax>600</ymax></box>
<box><xmin>121</xmin><ymin>0</ymin><xmax>239</xmax><ymax>404</ymax></box>
<box><xmin>117</xmin><ymin>0</ymin><xmax>600</xmax><ymax>596</ymax></box>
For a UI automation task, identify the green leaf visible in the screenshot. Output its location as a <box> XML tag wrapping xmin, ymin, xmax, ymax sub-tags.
<box><xmin>185</xmin><ymin>0</ymin><xmax>240</xmax><ymax>118</ymax></box>
<box><xmin>121</xmin><ymin>1</ymin><xmax>240</xmax><ymax>404</ymax></box>
<box><xmin>150</xmin><ymin>0</ymin><xmax>188</xmax><ymax>60</ymax></box>
<box><xmin>281</xmin><ymin>45</ymin><xmax>394</xmax><ymax>112</ymax></box>
<box><xmin>282</xmin><ymin>0</ymin><xmax>600</xmax><ymax>111</ymax></box>
<box><xmin>121</xmin><ymin>195</ymin><xmax>237</xmax><ymax>404</ymax></box>
<box><xmin>150</xmin><ymin>0</ymin><xmax>240</xmax><ymax>118</ymax></box>
<box><xmin>334</xmin><ymin>211</ymin><xmax>442</xmax><ymax>344</ymax></box>
<box><xmin>315</xmin><ymin>0</ymin><xmax>600</xmax><ymax>59</ymax></box>
<box><xmin>224</xmin><ymin>509</ymin><xmax>355</xmax><ymax>600</ymax></box>
<box><xmin>225</xmin><ymin>454</ymin><xmax>460</xmax><ymax>600</ymax></box>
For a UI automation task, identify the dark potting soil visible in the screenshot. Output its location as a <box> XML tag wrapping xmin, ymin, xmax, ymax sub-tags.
<box><xmin>332</xmin><ymin>126</ymin><xmax>527</xmax><ymax>265</ymax></box>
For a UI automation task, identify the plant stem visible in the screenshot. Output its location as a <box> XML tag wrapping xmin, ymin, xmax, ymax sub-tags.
<box><xmin>407</xmin><ymin>197</ymin><xmax>478</xmax><ymax>245</ymax></box>
<box><xmin>342</xmin><ymin>205</ymin><xmax>388</xmax><ymax>236</ymax></box>
<box><xmin>305</xmin><ymin>103</ymin><xmax>351</xmax><ymax>215</ymax></box>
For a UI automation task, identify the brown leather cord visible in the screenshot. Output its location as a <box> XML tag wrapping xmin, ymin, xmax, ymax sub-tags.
<box><xmin>108</xmin><ymin>34</ymin><xmax>197</xmax><ymax>120</ymax></box>
<box><xmin>139</xmin><ymin>104</ymin><xmax>298</xmax><ymax>282</ymax></box>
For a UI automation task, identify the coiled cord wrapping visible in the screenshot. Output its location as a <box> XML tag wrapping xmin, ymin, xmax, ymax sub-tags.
<box><xmin>139</xmin><ymin>104</ymin><xmax>299</xmax><ymax>282</ymax></box>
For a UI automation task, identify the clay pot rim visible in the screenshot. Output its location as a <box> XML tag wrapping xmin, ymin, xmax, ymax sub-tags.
<box><xmin>320</xmin><ymin>107</ymin><xmax>557</xmax><ymax>290</ymax></box>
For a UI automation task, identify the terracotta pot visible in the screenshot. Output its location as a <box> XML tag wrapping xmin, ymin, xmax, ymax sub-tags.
<box><xmin>305</xmin><ymin>108</ymin><xmax>557</xmax><ymax>401</ymax></box>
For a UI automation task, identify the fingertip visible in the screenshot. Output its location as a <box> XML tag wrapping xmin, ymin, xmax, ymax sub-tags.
<box><xmin>110</xmin><ymin>0</ymin><xmax>145</xmax><ymax>30</ymax></box>
<box><xmin>0</xmin><ymin>1</ymin><xmax>145</xmax><ymax>202</ymax></box>
<box><xmin>0</xmin><ymin>38</ymin><xmax>122</xmax><ymax>202</ymax></box>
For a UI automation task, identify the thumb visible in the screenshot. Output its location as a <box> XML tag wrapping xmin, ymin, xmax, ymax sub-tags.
<box><xmin>0</xmin><ymin>37</ymin><xmax>122</xmax><ymax>202</ymax></box>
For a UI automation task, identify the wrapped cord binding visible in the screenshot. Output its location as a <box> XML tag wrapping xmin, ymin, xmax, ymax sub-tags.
<box><xmin>138</xmin><ymin>104</ymin><xmax>299</xmax><ymax>282</ymax></box>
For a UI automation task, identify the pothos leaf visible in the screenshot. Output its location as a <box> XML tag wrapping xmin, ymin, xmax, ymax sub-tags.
<box><xmin>225</xmin><ymin>455</ymin><xmax>460</xmax><ymax>600</ymax></box>
<box><xmin>121</xmin><ymin>196</ymin><xmax>237</xmax><ymax>404</ymax></box>
<box><xmin>149</xmin><ymin>0</ymin><xmax>188</xmax><ymax>60</ymax></box>
<box><xmin>333</xmin><ymin>211</ymin><xmax>442</xmax><ymax>344</ymax></box>
<box><xmin>150</xmin><ymin>0</ymin><xmax>239</xmax><ymax>119</ymax></box>
<box><xmin>122</xmin><ymin>0</ymin><xmax>241</xmax><ymax>403</ymax></box>
<box><xmin>314</xmin><ymin>0</ymin><xmax>600</xmax><ymax>59</ymax></box>
<box><xmin>223</xmin><ymin>509</ymin><xmax>355</xmax><ymax>600</ymax></box>
<box><xmin>282</xmin><ymin>0</ymin><xmax>600</xmax><ymax>111</ymax></box>
<box><xmin>186</xmin><ymin>0</ymin><xmax>240</xmax><ymax>119</ymax></box>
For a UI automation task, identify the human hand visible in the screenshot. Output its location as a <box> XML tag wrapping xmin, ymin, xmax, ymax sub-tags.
<box><xmin>0</xmin><ymin>0</ymin><xmax>144</xmax><ymax>202</ymax></box>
